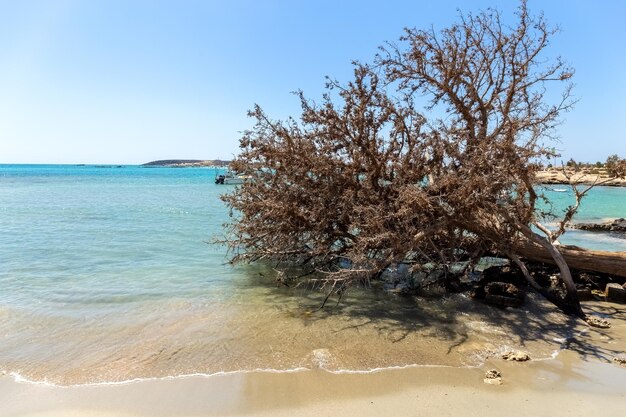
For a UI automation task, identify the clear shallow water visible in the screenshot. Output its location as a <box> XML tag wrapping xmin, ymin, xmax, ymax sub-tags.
<box><xmin>0</xmin><ymin>165</ymin><xmax>624</xmax><ymax>385</ymax></box>
<box><xmin>538</xmin><ymin>185</ymin><xmax>626</xmax><ymax>250</ymax></box>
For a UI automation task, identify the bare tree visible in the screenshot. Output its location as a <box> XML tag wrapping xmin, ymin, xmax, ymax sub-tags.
<box><xmin>223</xmin><ymin>1</ymin><xmax>620</xmax><ymax>320</ymax></box>
<box><xmin>223</xmin><ymin>66</ymin><xmax>456</xmax><ymax>297</ymax></box>
<box><xmin>376</xmin><ymin>0</ymin><xmax>586</xmax><ymax>314</ymax></box>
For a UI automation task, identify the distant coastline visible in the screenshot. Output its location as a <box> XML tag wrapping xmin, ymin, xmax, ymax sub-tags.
<box><xmin>139</xmin><ymin>162</ymin><xmax>626</xmax><ymax>185</ymax></box>
<box><xmin>141</xmin><ymin>162</ymin><xmax>625</xmax><ymax>185</ymax></box>
<box><xmin>536</xmin><ymin>168</ymin><xmax>626</xmax><ymax>187</ymax></box>
<box><xmin>142</xmin><ymin>159</ymin><xmax>231</xmax><ymax>168</ymax></box>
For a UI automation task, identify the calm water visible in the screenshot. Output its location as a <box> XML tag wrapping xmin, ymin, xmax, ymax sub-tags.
<box><xmin>537</xmin><ymin>185</ymin><xmax>626</xmax><ymax>250</ymax></box>
<box><xmin>0</xmin><ymin>164</ymin><xmax>624</xmax><ymax>385</ymax></box>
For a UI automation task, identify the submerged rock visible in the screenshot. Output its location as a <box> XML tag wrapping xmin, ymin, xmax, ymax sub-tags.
<box><xmin>480</xmin><ymin>282</ymin><xmax>525</xmax><ymax>308</ymax></box>
<box><xmin>311</xmin><ymin>348</ymin><xmax>333</xmax><ymax>369</ymax></box>
<box><xmin>501</xmin><ymin>350</ymin><xmax>531</xmax><ymax>362</ymax></box>
<box><xmin>483</xmin><ymin>369</ymin><xmax>502</xmax><ymax>385</ymax></box>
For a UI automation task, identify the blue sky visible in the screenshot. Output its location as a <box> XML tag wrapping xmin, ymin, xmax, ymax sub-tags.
<box><xmin>0</xmin><ymin>0</ymin><xmax>624</xmax><ymax>164</ymax></box>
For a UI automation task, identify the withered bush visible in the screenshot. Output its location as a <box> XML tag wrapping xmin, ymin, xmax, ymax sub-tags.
<box><xmin>222</xmin><ymin>1</ymin><xmax>612</xmax><ymax>318</ymax></box>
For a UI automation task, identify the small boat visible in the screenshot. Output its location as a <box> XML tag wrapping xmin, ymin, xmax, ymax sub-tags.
<box><xmin>215</xmin><ymin>171</ymin><xmax>247</xmax><ymax>185</ymax></box>
<box><xmin>552</xmin><ymin>188</ymin><xmax>568</xmax><ymax>192</ymax></box>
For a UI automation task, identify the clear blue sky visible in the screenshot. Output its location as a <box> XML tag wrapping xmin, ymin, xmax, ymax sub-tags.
<box><xmin>0</xmin><ymin>0</ymin><xmax>624</xmax><ymax>164</ymax></box>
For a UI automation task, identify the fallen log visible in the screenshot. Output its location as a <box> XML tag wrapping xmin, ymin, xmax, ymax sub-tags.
<box><xmin>516</xmin><ymin>242</ymin><xmax>626</xmax><ymax>278</ymax></box>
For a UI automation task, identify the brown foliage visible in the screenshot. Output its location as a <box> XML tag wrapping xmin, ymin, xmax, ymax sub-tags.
<box><xmin>222</xmin><ymin>1</ymin><xmax>596</xmax><ymax>317</ymax></box>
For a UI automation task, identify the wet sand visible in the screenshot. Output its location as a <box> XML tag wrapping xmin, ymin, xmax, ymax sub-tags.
<box><xmin>2</xmin><ymin>300</ymin><xmax>626</xmax><ymax>417</ymax></box>
<box><xmin>1</xmin><ymin>350</ymin><xmax>626</xmax><ymax>417</ymax></box>
<box><xmin>2</xmin><ymin>288</ymin><xmax>597</xmax><ymax>386</ymax></box>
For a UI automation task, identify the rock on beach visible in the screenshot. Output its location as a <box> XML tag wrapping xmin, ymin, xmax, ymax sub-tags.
<box><xmin>483</xmin><ymin>369</ymin><xmax>502</xmax><ymax>385</ymax></box>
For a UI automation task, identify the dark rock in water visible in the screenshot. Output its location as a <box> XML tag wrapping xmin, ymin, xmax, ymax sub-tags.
<box><xmin>473</xmin><ymin>281</ymin><xmax>525</xmax><ymax>308</ymax></box>
<box><xmin>481</xmin><ymin>265</ymin><xmax>525</xmax><ymax>284</ymax></box>
<box><xmin>382</xmin><ymin>265</ymin><xmax>460</xmax><ymax>297</ymax></box>
<box><xmin>483</xmin><ymin>282</ymin><xmax>525</xmax><ymax>307</ymax></box>
<box><xmin>576</xmin><ymin>288</ymin><xmax>594</xmax><ymax>301</ymax></box>
<box><xmin>474</xmin><ymin>265</ymin><xmax>527</xmax><ymax>300</ymax></box>
<box><xmin>573</xmin><ymin>218</ymin><xmax>626</xmax><ymax>234</ymax></box>
<box><xmin>605</xmin><ymin>283</ymin><xmax>626</xmax><ymax>303</ymax></box>
<box><xmin>502</xmin><ymin>350</ymin><xmax>530</xmax><ymax>362</ymax></box>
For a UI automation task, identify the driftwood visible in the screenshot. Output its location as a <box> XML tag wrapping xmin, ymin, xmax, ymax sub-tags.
<box><xmin>517</xmin><ymin>242</ymin><xmax>626</xmax><ymax>278</ymax></box>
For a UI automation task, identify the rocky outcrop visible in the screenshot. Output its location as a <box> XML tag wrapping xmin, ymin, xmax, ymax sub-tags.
<box><xmin>142</xmin><ymin>159</ymin><xmax>231</xmax><ymax>167</ymax></box>
<box><xmin>143</xmin><ymin>159</ymin><xmax>203</xmax><ymax>166</ymax></box>
<box><xmin>572</xmin><ymin>218</ymin><xmax>626</xmax><ymax>233</ymax></box>
<box><xmin>535</xmin><ymin>170</ymin><xmax>626</xmax><ymax>187</ymax></box>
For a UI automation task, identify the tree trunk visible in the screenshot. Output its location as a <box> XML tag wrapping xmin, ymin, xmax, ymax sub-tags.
<box><xmin>517</xmin><ymin>226</ymin><xmax>584</xmax><ymax>318</ymax></box>
<box><xmin>516</xmin><ymin>241</ymin><xmax>626</xmax><ymax>278</ymax></box>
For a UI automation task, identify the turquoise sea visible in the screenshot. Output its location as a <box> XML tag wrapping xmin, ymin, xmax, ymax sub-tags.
<box><xmin>0</xmin><ymin>164</ymin><xmax>625</xmax><ymax>385</ymax></box>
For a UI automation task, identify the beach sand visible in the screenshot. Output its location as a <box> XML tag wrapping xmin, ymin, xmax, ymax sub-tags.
<box><xmin>2</xmin><ymin>300</ymin><xmax>626</xmax><ymax>417</ymax></box>
<box><xmin>1</xmin><ymin>351</ymin><xmax>625</xmax><ymax>417</ymax></box>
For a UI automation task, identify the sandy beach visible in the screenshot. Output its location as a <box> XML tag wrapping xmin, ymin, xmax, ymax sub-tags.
<box><xmin>3</xmin><ymin>300</ymin><xmax>626</xmax><ymax>417</ymax></box>
<box><xmin>2</xmin><ymin>350</ymin><xmax>625</xmax><ymax>417</ymax></box>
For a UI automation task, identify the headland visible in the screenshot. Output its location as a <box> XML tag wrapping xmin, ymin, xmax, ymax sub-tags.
<box><xmin>142</xmin><ymin>159</ymin><xmax>231</xmax><ymax>167</ymax></box>
<box><xmin>536</xmin><ymin>168</ymin><xmax>626</xmax><ymax>187</ymax></box>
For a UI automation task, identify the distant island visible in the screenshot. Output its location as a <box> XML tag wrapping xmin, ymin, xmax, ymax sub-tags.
<box><xmin>142</xmin><ymin>159</ymin><xmax>231</xmax><ymax>167</ymax></box>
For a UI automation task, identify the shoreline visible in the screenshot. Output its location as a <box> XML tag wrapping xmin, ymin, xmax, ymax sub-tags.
<box><xmin>0</xmin><ymin>291</ymin><xmax>596</xmax><ymax>387</ymax></box>
<box><xmin>2</xmin><ymin>349</ymin><xmax>625</xmax><ymax>417</ymax></box>
<box><xmin>3</xmin><ymin>300</ymin><xmax>626</xmax><ymax>416</ymax></box>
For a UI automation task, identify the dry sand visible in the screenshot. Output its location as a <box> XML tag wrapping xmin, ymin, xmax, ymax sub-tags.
<box><xmin>2</xmin><ymin>300</ymin><xmax>626</xmax><ymax>417</ymax></box>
